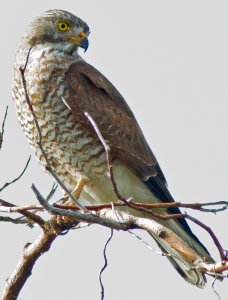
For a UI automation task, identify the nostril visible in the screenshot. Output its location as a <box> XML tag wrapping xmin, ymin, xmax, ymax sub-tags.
<box><xmin>79</xmin><ymin>32</ymin><xmax>86</xmax><ymax>39</ymax></box>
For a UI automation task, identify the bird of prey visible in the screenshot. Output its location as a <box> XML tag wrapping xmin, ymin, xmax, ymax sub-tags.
<box><xmin>12</xmin><ymin>9</ymin><xmax>213</xmax><ymax>286</ymax></box>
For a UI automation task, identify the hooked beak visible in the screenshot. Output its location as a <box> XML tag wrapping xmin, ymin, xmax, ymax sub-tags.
<box><xmin>79</xmin><ymin>37</ymin><xmax>89</xmax><ymax>52</ymax></box>
<box><xmin>65</xmin><ymin>32</ymin><xmax>89</xmax><ymax>52</ymax></box>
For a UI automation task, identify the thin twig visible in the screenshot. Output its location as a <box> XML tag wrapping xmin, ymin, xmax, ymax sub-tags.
<box><xmin>99</xmin><ymin>229</ymin><xmax>113</xmax><ymax>300</ymax></box>
<box><xmin>73</xmin><ymin>222</ymin><xmax>91</xmax><ymax>230</ymax></box>
<box><xmin>0</xmin><ymin>204</ymin><xmax>43</xmax><ymax>213</ymax></box>
<box><xmin>46</xmin><ymin>183</ymin><xmax>58</xmax><ymax>201</ymax></box>
<box><xmin>0</xmin><ymin>199</ymin><xmax>45</xmax><ymax>228</ymax></box>
<box><xmin>0</xmin><ymin>215</ymin><xmax>29</xmax><ymax>225</ymax></box>
<box><xmin>84</xmin><ymin>112</ymin><xmax>110</xmax><ymax>153</ymax></box>
<box><xmin>186</xmin><ymin>214</ymin><xmax>226</xmax><ymax>260</ymax></box>
<box><xmin>206</xmin><ymin>272</ymin><xmax>227</xmax><ymax>279</ymax></box>
<box><xmin>128</xmin><ymin>200</ymin><xmax>228</xmax><ymax>213</ymax></box>
<box><xmin>19</xmin><ymin>48</ymin><xmax>86</xmax><ymax>211</ymax></box>
<box><xmin>54</xmin><ymin>200</ymin><xmax>228</xmax><ymax>213</ymax></box>
<box><xmin>128</xmin><ymin>230</ymin><xmax>170</xmax><ymax>257</ymax></box>
<box><xmin>0</xmin><ymin>106</ymin><xmax>8</xmax><ymax>150</ymax></box>
<box><xmin>212</xmin><ymin>278</ymin><xmax>221</xmax><ymax>300</ymax></box>
<box><xmin>1</xmin><ymin>200</ymin><xmax>228</xmax><ymax>214</ymax></box>
<box><xmin>0</xmin><ymin>156</ymin><xmax>31</xmax><ymax>192</ymax></box>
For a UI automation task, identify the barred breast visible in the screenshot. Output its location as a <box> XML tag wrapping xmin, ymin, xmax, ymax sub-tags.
<box><xmin>12</xmin><ymin>44</ymin><xmax>108</xmax><ymax>196</ymax></box>
<box><xmin>11</xmin><ymin>41</ymin><xmax>175</xmax><ymax>214</ymax></box>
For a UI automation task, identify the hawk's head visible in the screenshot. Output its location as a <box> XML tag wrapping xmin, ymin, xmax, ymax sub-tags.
<box><xmin>23</xmin><ymin>9</ymin><xmax>90</xmax><ymax>52</ymax></box>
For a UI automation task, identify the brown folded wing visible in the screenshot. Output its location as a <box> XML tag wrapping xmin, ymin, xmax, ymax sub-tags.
<box><xmin>65</xmin><ymin>59</ymin><xmax>165</xmax><ymax>182</ymax></box>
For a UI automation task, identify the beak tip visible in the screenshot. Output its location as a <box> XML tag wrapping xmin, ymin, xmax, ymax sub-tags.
<box><xmin>79</xmin><ymin>38</ymin><xmax>89</xmax><ymax>53</ymax></box>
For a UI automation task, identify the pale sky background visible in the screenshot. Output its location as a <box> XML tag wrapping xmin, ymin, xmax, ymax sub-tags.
<box><xmin>1</xmin><ymin>0</ymin><xmax>228</xmax><ymax>299</ymax></box>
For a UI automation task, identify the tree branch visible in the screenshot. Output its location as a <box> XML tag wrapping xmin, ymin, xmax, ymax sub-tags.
<box><xmin>0</xmin><ymin>199</ymin><xmax>45</xmax><ymax>228</ymax></box>
<box><xmin>54</xmin><ymin>200</ymin><xmax>228</xmax><ymax>214</ymax></box>
<box><xmin>32</xmin><ymin>183</ymin><xmax>228</xmax><ymax>276</ymax></box>
<box><xmin>2</xmin><ymin>230</ymin><xmax>57</xmax><ymax>300</ymax></box>
<box><xmin>32</xmin><ymin>184</ymin><xmax>133</xmax><ymax>231</ymax></box>
<box><xmin>0</xmin><ymin>216</ymin><xmax>29</xmax><ymax>225</ymax></box>
<box><xmin>1</xmin><ymin>199</ymin><xmax>228</xmax><ymax>215</ymax></box>
<box><xmin>1</xmin><ymin>199</ymin><xmax>226</xmax><ymax>260</ymax></box>
<box><xmin>0</xmin><ymin>156</ymin><xmax>31</xmax><ymax>193</ymax></box>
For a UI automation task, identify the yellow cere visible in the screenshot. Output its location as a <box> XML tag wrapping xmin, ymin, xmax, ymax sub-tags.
<box><xmin>78</xmin><ymin>32</ymin><xmax>86</xmax><ymax>39</ymax></box>
<box><xmin>57</xmin><ymin>21</ymin><xmax>70</xmax><ymax>32</ymax></box>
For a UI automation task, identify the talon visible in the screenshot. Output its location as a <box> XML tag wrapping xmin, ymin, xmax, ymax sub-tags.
<box><xmin>44</xmin><ymin>216</ymin><xmax>62</xmax><ymax>235</ymax></box>
<box><xmin>58</xmin><ymin>195</ymin><xmax>69</xmax><ymax>204</ymax></box>
<box><xmin>56</xmin><ymin>215</ymin><xmax>64</xmax><ymax>226</ymax></box>
<box><xmin>56</xmin><ymin>215</ymin><xmax>74</xmax><ymax>226</ymax></box>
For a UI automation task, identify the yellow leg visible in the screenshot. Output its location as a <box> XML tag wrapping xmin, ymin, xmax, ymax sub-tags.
<box><xmin>55</xmin><ymin>178</ymin><xmax>87</xmax><ymax>226</ymax></box>
<box><xmin>72</xmin><ymin>178</ymin><xmax>87</xmax><ymax>199</ymax></box>
<box><xmin>60</xmin><ymin>178</ymin><xmax>87</xmax><ymax>205</ymax></box>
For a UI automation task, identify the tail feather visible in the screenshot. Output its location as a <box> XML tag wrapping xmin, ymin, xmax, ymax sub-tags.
<box><xmin>145</xmin><ymin>174</ymin><xmax>210</xmax><ymax>255</ymax></box>
<box><xmin>152</xmin><ymin>233</ymin><xmax>207</xmax><ymax>287</ymax></box>
<box><xmin>144</xmin><ymin>173</ymin><xmax>214</xmax><ymax>286</ymax></box>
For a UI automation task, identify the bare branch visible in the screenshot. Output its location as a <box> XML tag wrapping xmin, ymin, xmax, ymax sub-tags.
<box><xmin>0</xmin><ymin>156</ymin><xmax>31</xmax><ymax>192</ymax></box>
<box><xmin>0</xmin><ymin>106</ymin><xmax>8</xmax><ymax>150</ymax></box>
<box><xmin>1</xmin><ymin>200</ymin><xmax>228</xmax><ymax>215</ymax></box>
<box><xmin>54</xmin><ymin>200</ymin><xmax>228</xmax><ymax>214</ymax></box>
<box><xmin>201</xmin><ymin>260</ymin><xmax>228</xmax><ymax>274</ymax></box>
<box><xmin>31</xmin><ymin>183</ymin><xmax>132</xmax><ymax>230</ymax></box>
<box><xmin>128</xmin><ymin>230</ymin><xmax>170</xmax><ymax>257</ymax></box>
<box><xmin>84</xmin><ymin>112</ymin><xmax>110</xmax><ymax>153</ymax></box>
<box><xmin>0</xmin><ymin>215</ymin><xmax>29</xmax><ymax>225</ymax></box>
<box><xmin>3</xmin><ymin>188</ymin><xmax>228</xmax><ymax>299</ymax></box>
<box><xmin>99</xmin><ymin>229</ymin><xmax>113</xmax><ymax>300</ymax></box>
<box><xmin>2</xmin><ymin>230</ymin><xmax>57</xmax><ymax>300</ymax></box>
<box><xmin>212</xmin><ymin>278</ymin><xmax>222</xmax><ymax>300</ymax></box>
<box><xmin>99</xmin><ymin>209</ymin><xmax>210</xmax><ymax>269</ymax></box>
<box><xmin>185</xmin><ymin>214</ymin><xmax>226</xmax><ymax>260</ymax></box>
<box><xmin>126</xmin><ymin>200</ymin><xmax>228</xmax><ymax>213</ymax></box>
<box><xmin>0</xmin><ymin>199</ymin><xmax>45</xmax><ymax>228</ymax></box>
<box><xmin>46</xmin><ymin>183</ymin><xmax>58</xmax><ymax>201</ymax></box>
<box><xmin>1</xmin><ymin>198</ymin><xmax>225</xmax><ymax>259</ymax></box>
<box><xmin>0</xmin><ymin>204</ymin><xmax>43</xmax><ymax>213</ymax></box>
<box><xmin>32</xmin><ymin>184</ymin><xmax>219</xmax><ymax>273</ymax></box>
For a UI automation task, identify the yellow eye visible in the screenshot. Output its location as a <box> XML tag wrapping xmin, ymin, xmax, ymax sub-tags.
<box><xmin>57</xmin><ymin>21</ymin><xmax>70</xmax><ymax>32</ymax></box>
